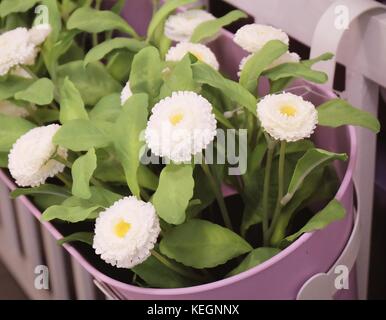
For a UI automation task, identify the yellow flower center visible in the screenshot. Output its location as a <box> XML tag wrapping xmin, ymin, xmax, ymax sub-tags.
<box><xmin>114</xmin><ymin>219</ymin><xmax>131</xmax><ymax>238</ymax></box>
<box><xmin>169</xmin><ymin>113</ymin><xmax>184</xmax><ymax>125</ymax></box>
<box><xmin>280</xmin><ymin>105</ymin><xmax>297</xmax><ymax>117</ymax></box>
<box><xmin>190</xmin><ymin>51</ymin><xmax>203</xmax><ymax>61</ymax></box>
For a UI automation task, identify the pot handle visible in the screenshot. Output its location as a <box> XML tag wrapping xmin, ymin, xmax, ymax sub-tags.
<box><xmin>309</xmin><ymin>0</ymin><xmax>385</xmax><ymax>89</ymax></box>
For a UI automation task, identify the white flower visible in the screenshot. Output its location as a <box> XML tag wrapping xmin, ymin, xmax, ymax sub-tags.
<box><xmin>234</xmin><ymin>24</ymin><xmax>289</xmax><ymax>53</ymax></box>
<box><xmin>0</xmin><ymin>100</ymin><xmax>30</xmax><ymax>118</ymax></box>
<box><xmin>93</xmin><ymin>196</ymin><xmax>160</xmax><ymax>269</ymax></box>
<box><xmin>238</xmin><ymin>51</ymin><xmax>300</xmax><ymax>77</ymax></box>
<box><xmin>29</xmin><ymin>24</ymin><xmax>52</xmax><ymax>46</ymax></box>
<box><xmin>164</xmin><ymin>9</ymin><xmax>216</xmax><ymax>42</ymax></box>
<box><xmin>120</xmin><ymin>81</ymin><xmax>133</xmax><ymax>105</ymax></box>
<box><xmin>257</xmin><ymin>93</ymin><xmax>318</xmax><ymax>142</ymax></box>
<box><xmin>166</xmin><ymin>42</ymin><xmax>219</xmax><ymax>70</ymax></box>
<box><xmin>8</xmin><ymin>124</ymin><xmax>68</xmax><ymax>187</ymax></box>
<box><xmin>0</xmin><ymin>24</ymin><xmax>51</xmax><ymax>76</ymax></box>
<box><xmin>145</xmin><ymin>91</ymin><xmax>217</xmax><ymax>162</ymax></box>
<box><xmin>11</xmin><ymin>66</ymin><xmax>33</xmax><ymax>79</ymax></box>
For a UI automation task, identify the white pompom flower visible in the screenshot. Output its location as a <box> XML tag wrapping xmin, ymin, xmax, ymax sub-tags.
<box><xmin>120</xmin><ymin>81</ymin><xmax>133</xmax><ymax>105</ymax></box>
<box><xmin>166</xmin><ymin>42</ymin><xmax>219</xmax><ymax>70</ymax></box>
<box><xmin>164</xmin><ymin>9</ymin><xmax>216</xmax><ymax>42</ymax></box>
<box><xmin>0</xmin><ymin>101</ymin><xmax>30</xmax><ymax>118</ymax></box>
<box><xmin>0</xmin><ymin>24</ymin><xmax>51</xmax><ymax>76</ymax></box>
<box><xmin>8</xmin><ymin>124</ymin><xmax>68</xmax><ymax>187</ymax></box>
<box><xmin>257</xmin><ymin>93</ymin><xmax>318</xmax><ymax>142</ymax></box>
<box><xmin>145</xmin><ymin>91</ymin><xmax>217</xmax><ymax>162</ymax></box>
<box><xmin>234</xmin><ymin>24</ymin><xmax>289</xmax><ymax>53</ymax></box>
<box><xmin>93</xmin><ymin>196</ymin><xmax>161</xmax><ymax>269</ymax></box>
<box><xmin>238</xmin><ymin>51</ymin><xmax>300</xmax><ymax>77</ymax></box>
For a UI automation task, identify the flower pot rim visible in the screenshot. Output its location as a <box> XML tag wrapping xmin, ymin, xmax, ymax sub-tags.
<box><xmin>0</xmin><ymin>82</ymin><xmax>357</xmax><ymax>295</ymax></box>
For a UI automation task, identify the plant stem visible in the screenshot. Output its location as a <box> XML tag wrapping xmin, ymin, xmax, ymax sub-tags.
<box><xmin>267</xmin><ymin>141</ymin><xmax>286</xmax><ymax>244</ymax></box>
<box><xmin>262</xmin><ymin>139</ymin><xmax>276</xmax><ymax>246</ymax></box>
<box><xmin>151</xmin><ymin>250</ymin><xmax>205</xmax><ymax>282</ymax></box>
<box><xmin>56</xmin><ymin>172</ymin><xmax>71</xmax><ymax>188</ymax></box>
<box><xmin>92</xmin><ymin>0</ymin><xmax>102</xmax><ymax>46</ymax></box>
<box><xmin>201</xmin><ymin>162</ymin><xmax>233</xmax><ymax>230</ymax></box>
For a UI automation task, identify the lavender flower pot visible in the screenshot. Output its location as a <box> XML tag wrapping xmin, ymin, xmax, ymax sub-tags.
<box><xmin>0</xmin><ymin>0</ymin><xmax>358</xmax><ymax>300</ymax></box>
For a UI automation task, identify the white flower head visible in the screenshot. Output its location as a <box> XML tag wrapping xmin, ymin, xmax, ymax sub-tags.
<box><xmin>166</xmin><ymin>42</ymin><xmax>219</xmax><ymax>70</ymax></box>
<box><xmin>8</xmin><ymin>124</ymin><xmax>68</xmax><ymax>187</ymax></box>
<box><xmin>234</xmin><ymin>24</ymin><xmax>289</xmax><ymax>53</ymax></box>
<box><xmin>0</xmin><ymin>24</ymin><xmax>51</xmax><ymax>76</ymax></box>
<box><xmin>93</xmin><ymin>196</ymin><xmax>160</xmax><ymax>269</ymax></box>
<box><xmin>165</xmin><ymin>9</ymin><xmax>216</xmax><ymax>42</ymax></box>
<box><xmin>238</xmin><ymin>51</ymin><xmax>300</xmax><ymax>77</ymax></box>
<box><xmin>257</xmin><ymin>93</ymin><xmax>318</xmax><ymax>142</ymax></box>
<box><xmin>0</xmin><ymin>100</ymin><xmax>30</xmax><ymax>118</ymax></box>
<box><xmin>29</xmin><ymin>24</ymin><xmax>52</xmax><ymax>46</ymax></box>
<box><xmin>120</xmin><ymin>81</ymin><xmax>133</xmax><ymax>105</ymax></box>
<box><xmin>145</xmin><ymin>91</ymin><xmax>217</xmax><ymax>162</ymax></box>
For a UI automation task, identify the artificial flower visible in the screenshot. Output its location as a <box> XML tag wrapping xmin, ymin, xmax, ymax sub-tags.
<box><xmin>120</xmin><ymin>81</ymin><xmax>133</xmax><ymax>105</ymax></box>
<box><xmin>165</xmin><ymin>42</ymin><xmax>219</xmax><ymax>70</ymax></box>
<box><xmin>145</xmin><ymin>91</ymin><xmax>217</xmax><ymax>162</ymax></box>
<box><xmin>8</xmin><ymin>124</ymin><xmax>68</xmax><ymax>187</ymax></box>
<box><xmin>0</xmin><ymin>24</ymin><xmax>51</xmax><ymax>76</ymax></box>
<box><xmin>164</xmin><ymin>9</ymin><xmax>216</xmax><ymax>42</ymax></box>
<box><xmin>238</xmin><ymin>51</ymin><xmax>300</xmax><ymax>77</ymax></box>
<box><xmin>93</xmin><ymin>196</ymin><xmax>161</xmax><ymax>269</ymax></box>
<box><xmin>234</xmin><ymin>24</ymin><xmax>289</xmax><ymax>53</ymax></box>
<box><xmin>257</xmin><ymin>92</ymin><xmax>318</xmax><ymax>142</ymax></box>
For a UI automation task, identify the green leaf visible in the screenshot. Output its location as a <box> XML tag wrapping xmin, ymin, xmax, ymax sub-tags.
<box><xmin>89</xmin><ymin>93</ymin><xmax>121</xmax><ymax>122</ymax></box>
<box><xmin>240</xmin><ymin>40</ymin><xmax>288</xmax><ymax>93</ymax></box>
<box><xmin>106</xmin><ymin>50</ymin><xmax>134</xmax><ymax>82</ymax></box>
<box><xmin>0</xmin><ymin>76</ymin><xmax>35</xmax><ymax>101</ymax></box>
<box><xmin>0</xmin><ymin>0</ymin><xmax>38</xmax><ymax>18</ymax></box>
<box><xmin>317</xmin><ymin>98</ymin><xmax>380</xmax><ymax>133</ymax></box>
<box><xmin>160</xmin><ymin>219</ymin><xmax>252</xmax><ymax>268</ymax></box>
<box><xmin>0</xmin><ymin>152</ymin><xmax>8</xmax><ymax>167</ymax></box>
<box><xmin>67</xmin><ymin>7</ymin><xmax>138</xmax><ymax>37</ymax></box>
<box><xmin>227</xmin><ymin>247</ymin><xmax>280</xmax><ymax>277</ymax></box>
<box><xmin>138</xmin><ymin>165</ymin><xmax>159</xmax><ymax>191</ymax></box>
<box><xmin>192</xmin><ymin>62</ymin><xmax>257</xmax><ymax>115</ymax></box>
<box><xmin>39</xmin><ymin>0</ymin><xmax>62</xmax><ymax>43</ymax></box>
<box><xmin>59</xmin><ymin>77</ymin><xmax>88</xmax><ymax>123</ymax></box>
<box><xmin>63</xmin><ymin>186</ymin><xmax>121</xmax><ymax>209</ymax></box>
<box><xmin>84</xmin><ymin>38</ymin><xmax>145</xmax><ymax>67</ymax></box>
<box><xmin>191</xmin><ymin>10</ymin><xmax>246</xmax><ymax>43</ymax></box>
<box><xmin>53</xmin><ymin>119</ymin><xmax>110</xmax><ymax>151</ymax></box>
<box><xmin>285</xmin><ymin>199</ymin><xmax>346</xmax><ymax>242</ymax></box>
<box><xmin>113</xmin><ymin>94</ymin><xmax>149</xmax><ymax>197</ymax></box>
<box><xmin>10</xmin><ymin>184</ymin><xmax>71</xmax><ymax>199</ymax></box>
<box><xmin>302</xmin><ymin>52</ymin><xmax>334</xmax><ymax>68</ymax></box>
<box><xmin>14</xmin><ymin>78</ymin><xmax>54</xmax><ymax>105</ymax></box>
<box><xmin>132</xmin><ymin>254</ymin><xmax>197</xmax><ymax>288</ymax></box>
<box><xmin>57</xmin><ymin>61</ymin><xmax>121</xmax><ymax>106</ymax></box>
<box><xmin>71</xmin><ymin>148</ymin><xmax>97</xmax><ymax>199</ymax></box>
<box><xmin>57</xmin><ymin>232</ymin><xmax>93</xmax><ymax>246</ymax></box>
<box><xmin>282</xmin><ymin>148</ymin><xmax>348</xmax><ymax>205</ymax></box>
<box><xmin>129</xmin><ymin>47</ymin><xmax>163</xmax><ymax>103</ymax></box>
<box><xmin>147</xmin><ymin>0</ymin><xmax>196</xmax><ymax>40</ymax></box>
<box><xmin>159</xmin><ymin>55</ymin><xmax>197</xmax><ymax>99</ymax></box>
<box><xmin>0</xmin><ymin>114</ymin><xmax>35</xmax><ymax>152</ymax></box>
<box><xmin>152</xmin><ymin>164</ymin><xmax>194</xmax><ymax>225</ymax></box>
<box><xmin>42</xmin><ymin>205</ymin><xmax>99</xmax><ymax>222</ymax></box>
<box><xmin>264</xmin><ymin>63</ymin><xmax>328</xmax><ymax>84</ymax></box>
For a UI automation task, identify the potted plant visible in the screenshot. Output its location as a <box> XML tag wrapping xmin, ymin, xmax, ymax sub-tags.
<box><xmin>0</xmin><ymin>0</ymin><xmax>380</xmax><ymax>299</ymax></box>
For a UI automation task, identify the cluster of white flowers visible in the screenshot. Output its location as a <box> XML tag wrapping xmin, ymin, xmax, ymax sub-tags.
<box><xmin>0</xmin><ymin>24</ymin><xmax>51</xmax><ymax>76</ymax></box>
<box><xmin>257</xmin><ymin>92</ymin><xmax>318</xmax><ymax>142</ymax></box>
<box><xmin>145</xmin><ymin>91</ymin><xmax>217</xmax><ymax>162</ymax></box>
<box><xmin>93</xmin><ymin>196</ymin><xmax>160</xmax><ymax>269</ymax></box>
<box><xmin>8</xmin><ymin>124</ymin><xmax>68</xmax><ymax>187</ymax></box>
